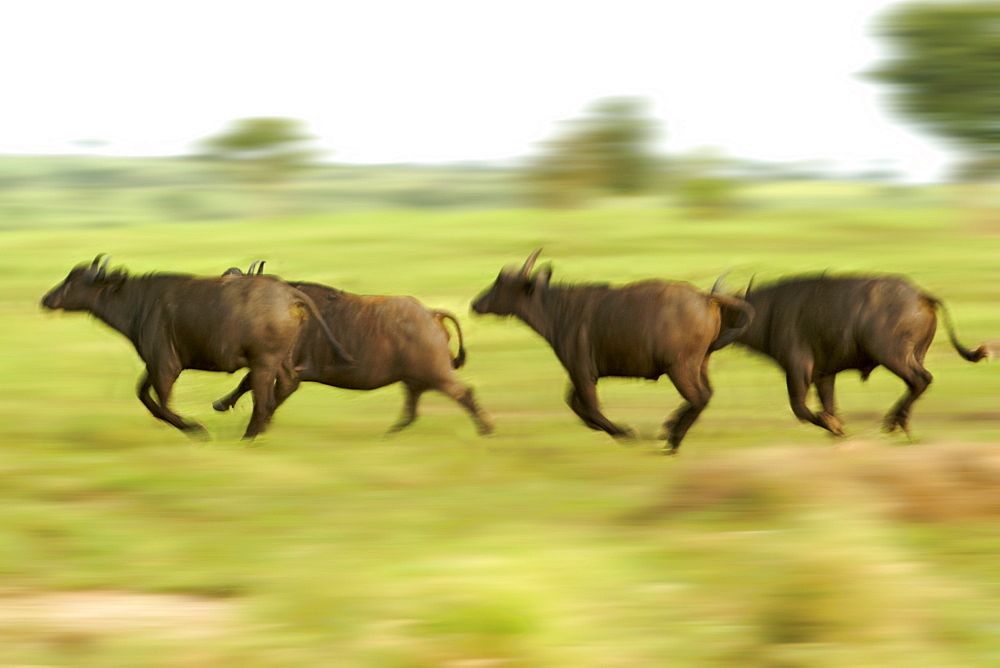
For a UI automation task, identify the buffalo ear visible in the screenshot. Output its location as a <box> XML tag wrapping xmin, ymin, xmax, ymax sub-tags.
<box><xmin>527</xmin><ymin>264</ymin><xmax>552</xmax><ymax>294</ymax></box>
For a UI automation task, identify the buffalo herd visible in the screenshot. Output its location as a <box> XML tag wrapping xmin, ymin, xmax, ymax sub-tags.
<box><xmin>42</xmin><ymin>252</ymin><xmax>990</xmax><ymax>452</ymax></box>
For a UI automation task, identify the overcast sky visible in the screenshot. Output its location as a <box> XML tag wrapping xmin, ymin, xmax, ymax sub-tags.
<box><xmin>1</xmin><ymin>0</ymin><xmax>951</xmax><ymax>180</ymax></box>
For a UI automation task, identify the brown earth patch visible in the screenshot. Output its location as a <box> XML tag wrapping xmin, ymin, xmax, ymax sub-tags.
<box><xmin>643</xmin><ymin>441</ymin><xmax>1000</xmax><ymax>523</ymax></box>
<box><xmin>0</xmin><ymin>590</ymin><xmax>235</xmax><ymax>639</ymax></box>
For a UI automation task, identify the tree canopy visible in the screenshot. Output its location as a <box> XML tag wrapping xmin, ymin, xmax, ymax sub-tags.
<box><xmin>525</xmin><ymin>97</ymin><xmax>661</xmax><ymax>206</ymax></box>
<box><xmin>870</xmin><ymin>2</ymin><xmax>1000</xmax><ymax>178</ymax></box>
<box><xmin>198</xmin><ymin>117</ymin><xmax>321</xmax><ymax>184</ymax></box>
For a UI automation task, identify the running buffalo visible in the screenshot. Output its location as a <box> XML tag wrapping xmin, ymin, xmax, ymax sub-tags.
<box><xmin>41</xmin><ymin>255</ymin><xmax>352</xmax><ymax>439</ymax></box>
<box><xmin>715</xmin><ymin>274</ymin><xmax>990</xmax><ymax>437</ymax></box>
<box><xmin>471</xmin><ymin>249</ymin><xmax>754</xmax><ymax>453</ymax></box>
<box><xmin>213</xmin><ymin>264</ymin><xmax>494</xmax><ymax>435</ymax></box>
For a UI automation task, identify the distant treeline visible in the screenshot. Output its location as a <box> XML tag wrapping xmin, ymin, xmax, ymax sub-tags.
<box><xmin>0</xmin><ymin>153</ymin><xmax>950</xmax><ymax>230</ymax></box>
<box><xmin>0</xmin><ymin>156</ymin><xmax>526</xmax><ymax>227</ymax></box>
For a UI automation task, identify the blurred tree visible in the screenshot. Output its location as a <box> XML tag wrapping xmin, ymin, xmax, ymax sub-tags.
<box><xmin>671</xmin><ymin>147</ymin><xmax>741</xmax><ymax>216</ymax></box>
<box><xmin>583</xmin><ymin>97</ymin><xmax>658</xmax><ymax>194</ymax></box>
<box><xmin>523</xmin><ymin>125</ymin><xmax>594</xmax><ymax>208</ymax></box>
<box><xmin>525</xmin><ymin>97</ymin><xmax>660</xmax><ymax>206</ymax></box>
<box><xmin>199</xmin><ymin>117</ymin><xmax>321</xmax><ymax>185</ymax></box>
<box><xmin>869</xmin><ymin>2</ymin><xmax>1000</xmax><ymax>180</ymax></box>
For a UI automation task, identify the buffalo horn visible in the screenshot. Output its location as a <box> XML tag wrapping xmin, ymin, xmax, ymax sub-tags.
<box><xmin>711</xmin><ymin>271</ymin><xmax>729</xmax><ymax>295</ymax></box>
<box><xmin>97</xmin><ymin>255</ymin><xmax>111</xmax><ymax>278</ymax></box>
<box><xmin>520</xmin><ymin>248</ymin><xmax>543</xmax><ymax>277</ymax></box>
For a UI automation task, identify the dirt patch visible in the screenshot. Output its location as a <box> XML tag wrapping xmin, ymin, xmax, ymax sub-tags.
<box><xmin>0</xmin><ymin>590</ymin><xmax>235</xmax><ymax>639</ymax></box>
<box><xmin>643</xmin><ymin>441</ymin><xmax>1000</xmax><ymax>523</ymax></box>
<box><xmin>950</xmin><ymin>411</ymin><xmax>1000</xmax><ymax>422</ymax></box>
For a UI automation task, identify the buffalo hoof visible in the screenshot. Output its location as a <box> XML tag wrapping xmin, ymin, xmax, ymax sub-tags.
<box><xmin>660</xmin><ymin>443</ymin><xmax>679</xmax><ymax>456</ymax></box>
<box><xmin>385</xmin><ymin>418</ymin><xmax>415</xmax><ymax>435</ymax></box>
<box><xmin>882</xmin><ymin>414</ymin><xmax>915</xmax><ymax>441</ymax></box>
<box><xmin>882</xmin><ymin>414</ymin><xmax>902</xmax><ymax>433</ymax></box>
<box><xmin>212</xmin><ymin>399</ymin><xmax>233</xmax><ymax>412</ymax></box>
<box><xmin>476</xmin><ymin>421</ymin><xmax>495</xmax><ymax>436</ymax></box>
<box><xmin>818</xmin><ymin>412</ymin><xmax>845</xmax><ymax>437</ymax></box>
<box><xmin>611</xmin><ymin>426</ymin><xmax>637</xmax><ymax>442</ymax></box>
<box><xmin>183</xmin><ymin>421</ymin><xmax>210</xmax><ymax>441</ymax></box>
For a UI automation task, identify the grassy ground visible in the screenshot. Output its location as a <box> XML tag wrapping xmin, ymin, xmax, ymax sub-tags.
<box><xmin>2</xmin><ymin>191</ymin><xmax>1000</xmax><ymax>665</ymax></box>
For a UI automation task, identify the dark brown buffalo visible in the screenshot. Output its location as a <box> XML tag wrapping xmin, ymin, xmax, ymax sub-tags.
<box><xmin>471</xmin><ymin>250</ymin><xmax>754</xmax><ymax>453</ymax></box>
<box><xmin>716</xmin><ymin>274</ymin><xmax>990</xmax><ymax>437</ymax></box>
<box><xmin>41</xmin><ymin>255</ymin><xmax>352</xmax><ymax>439</ymax></box>
<box><xmin>213</xmin><ymin>265</ymin><xmax>494</xmax><ymax>435</ymax></box>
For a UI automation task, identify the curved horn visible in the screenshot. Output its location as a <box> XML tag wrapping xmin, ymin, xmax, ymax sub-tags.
<box><xmin>746</xmin><ymin>274</ymin><xmax>756</xmax><ymax>296</ymax></box>
<box><xmin>97</xmin><ymin>255</ymin><xmax>111</xmax><ymax>277</ymax></box>
<box><xmin>90</xmin><ymin>253</ymin><xmax>107</xmax><ymax>270</ymax></box>
<box><xmin>256</xmin><ymin>260</ymin><xmax>266</xmax><ymax>275</ymax></box>
<box><xmin>711</xmin><ymin>271</ymin><xmax>730</xmax><ymax>294</ymax></box>
<box><xmin>520</xmin><ymin>248</ymin><xmax>543</xmax><ymax>277</ymax></box>
<box><xmin>247</xmin><ymin>261</ymin><xmax>261</xmax><ymax>275</ymax></box>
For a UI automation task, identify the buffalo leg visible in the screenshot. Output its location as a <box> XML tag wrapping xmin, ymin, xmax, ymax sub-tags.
<box><xmin>273</xmin><ymin>364</ymin><xmax>301</xmax><ymax>409</ymax></box>
<box><xmin>814</xmin><ymin>374</ymin><xmax>845</xmax><ymax>436</ymax></box>
<box><xmin>388</xmin><ymin>380</ymin><xmax>494</xmax><ymax>436</ymax></box>
<box><xmin>661</xmin><ymin>357</ymin><xmax>713</xmax><ymax>454</ymax></box>
<box><xmin>565</xmin><ymin>377</ymin><xmax>633</xmax><ymax>439</ymax></box>
<box><xmin>881</xmin><ymin>359</ymin><xmax>933</xmax><ymax>437</ymax></box>
<box><xmin>243</xmin><ymin>365</ymin><xmax>280</xmax><ymax>440</ymax></box>
<box><xmin>387</xmin><ymin>384</ymin><xmax>424</xmax><ymax>433</ymax></box>
<box><xmin>213</xmin><ymin>373</ymin><xmax>251</xmax><ymax>412</ymax></box>
<box><xmin>567</xmin><ymin>385</ymin><xmax>604</xmax><ymax>431</ymax></box>
<box><xmin>785</xmin><ymin>365</ymin><xmax>844</xmax><ymax>436</ymax></box>
<box><xmin>442</xmin><ymin>382</ymin><xmax>493</xmax><ymax>435</ymax></box>
<box><xmin>137</xmin><ymin>368</ymin><xmax>207</xmax><ymax>437</ymax></box>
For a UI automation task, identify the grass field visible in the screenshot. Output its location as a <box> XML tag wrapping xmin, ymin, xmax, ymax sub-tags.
<box><xmin>2</xmin><ymin>189</ymin><xmax>1000</xmax><ymax>666</ymax></box>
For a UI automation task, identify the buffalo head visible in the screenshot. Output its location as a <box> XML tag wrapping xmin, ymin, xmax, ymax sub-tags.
<box><xmin>41</xmin><ymin>254</ymin><xmax>112</xmax><ymax>311</ymax></box>
<box><xmin>471</xmin><ymin>248</ymin><xmax>552</xmax><ymax>317</ymax></box>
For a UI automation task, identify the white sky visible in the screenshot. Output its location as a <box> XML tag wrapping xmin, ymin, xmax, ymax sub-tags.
<box><xmin>0</xmin><ymin>0</ymin><xmax>952</xmax><ymax>180</ymax></box>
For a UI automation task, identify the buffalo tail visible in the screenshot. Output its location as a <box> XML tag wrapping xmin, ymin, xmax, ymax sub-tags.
<box><xmin>708</xmin><ymin>294</ymin><xmax>755</xmax><ymax>353</ymax></box>
<box><xmin>434</xmin><ymin>310</ymin><xmax>467</xmax><ymax>369</ymax></box>
<box><xmin>295</xmin><ymin>288</ymin><xmax>355</xmax><ymax>365</ymax></box>
<box><xmin>927</xmin><ymin>295</ymin><xmax>990</xmax><ymax>362</ymax></box>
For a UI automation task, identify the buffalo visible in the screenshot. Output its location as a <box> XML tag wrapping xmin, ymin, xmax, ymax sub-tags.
<box><xmin>212</xmin><ymin>263</ymin><xmax>494</xmax><ymax>435</ymax></box>
<box><xmin>715</xmin><ymin>274</ymin><xmax>990</xmax><ymax>437</ymax></box>
<box><xmin>41</xmin><ymin>255</ymin><xmax>352</xmax><ymax>439</ymax></box>
<box><xmin>471</xmin><ymin>249</ymin><xmax>754</xmax><ymax>452</ymax></box>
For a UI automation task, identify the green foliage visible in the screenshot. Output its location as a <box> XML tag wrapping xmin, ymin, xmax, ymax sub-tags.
<box><xmin>582</xmin><ymin>97</ymin><xmax>659</xmax><ymax>195</ymax></box>
<box><xmin>870</xmin><ymin>2</ymin><xmax>1000</xmax><ymax>177</ymax></box>
<box><xmin>198</xmin><ymin>117</ymin><xmax>322</xmax><ymax>185</ymax></box>
<box><xmin>525</xmin><ymin>97</ymin><xmax>661</xmax><ymax>206</ymax></box>
<box><xmin>672</xmin><ymin>148</ymin><xmax>742</xmax><ymax>215</ymax></box>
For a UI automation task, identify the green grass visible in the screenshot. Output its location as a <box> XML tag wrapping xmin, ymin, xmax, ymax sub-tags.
<box><xmin>3</xmin><ymin>193</ymin><xmax>1000</xmax><ymax>665</ymax></box>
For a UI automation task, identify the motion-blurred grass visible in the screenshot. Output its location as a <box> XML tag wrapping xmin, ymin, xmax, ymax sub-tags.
<box><xmin>2</xmin><ymin>188</ymin><xmax>1000</xmax><ymax>666</ymax></box>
